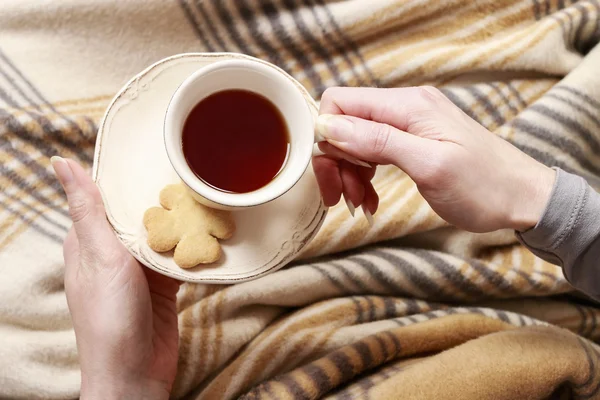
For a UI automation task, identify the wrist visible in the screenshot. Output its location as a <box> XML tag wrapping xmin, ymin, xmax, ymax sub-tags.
<box><xmin>507</xmin><ymin>164</ymin><xmax>556</xmax><ymax>232</ymax></box>
<box><xmin>81</xmin><ymin>376</ymin><xmax>170</xmax><ymax>400</ymax></box>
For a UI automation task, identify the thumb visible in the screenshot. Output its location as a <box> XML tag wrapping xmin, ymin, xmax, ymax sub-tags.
<box><xmin>51</xmin><ymin>156</ymin><xmax>116</xmax><ymax>248</ymax></box>
<box><xmin>315</xmin><ymin>114</ymin><xmax>426</xmax><ymax>172</ymax></box>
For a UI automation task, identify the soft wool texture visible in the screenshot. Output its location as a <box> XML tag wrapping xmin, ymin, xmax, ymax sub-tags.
<box><xmin>1</xmin><ymin>0</ymin><xmax>600</xmax><ymax>399</ymax></box>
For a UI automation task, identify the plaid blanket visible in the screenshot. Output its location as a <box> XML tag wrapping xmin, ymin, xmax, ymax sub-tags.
<box><xmin>1</xmin><ymin>0</ymin><xmax>600</xmax><ymax>399</ymax></box>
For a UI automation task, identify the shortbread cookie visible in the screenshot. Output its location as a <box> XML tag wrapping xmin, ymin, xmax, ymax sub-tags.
<box><xmin>143</xmin><ymin>184</ymin><xmax>235</xmax><ymax>268</ymax></box>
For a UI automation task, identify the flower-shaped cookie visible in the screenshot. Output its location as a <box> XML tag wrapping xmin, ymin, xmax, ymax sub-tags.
<box><xmin>143</xmin><ymin>184</ymin><xmax>235</xmax><ymax>268</ymax></box>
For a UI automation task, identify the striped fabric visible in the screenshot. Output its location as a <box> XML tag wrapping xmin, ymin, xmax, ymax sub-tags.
<box><xmin>1</xmin><ymin>0</ymin><xmax>600</xmax><ymax>399</ymax></box>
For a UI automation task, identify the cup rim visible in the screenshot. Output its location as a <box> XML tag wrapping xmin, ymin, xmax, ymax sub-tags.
<box><xmin>164</xmin><ymin>59</ymin><xmax>314</xmax><ymax>208</ymax></box>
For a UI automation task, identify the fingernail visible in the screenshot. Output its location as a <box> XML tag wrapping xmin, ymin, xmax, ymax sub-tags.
<box><xmin>362</xmin><ymin>205</ymin><xmax>374</xmax><ymax>227</ymax></box>
<box><xmin>51</xmin><ymin>156</ymin><xmax>73</xmax><ymax>187</ymax></box>
<box><xmin>344</xmin><ymin>196</ymin><xmax>355</xmax><ymax>217</ymax></box>
<box><xmin>316</xmin><ymin>114</ymin><xmax>354</xmax><ymax>142</ymax></box>
<box><xmin>348</xmin><ymin>158</ymin><xmax>372</xmax><ymax>169</ymax></box>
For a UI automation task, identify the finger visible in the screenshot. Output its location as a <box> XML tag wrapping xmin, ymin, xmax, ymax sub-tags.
<box><xmin>358</xmin><ymin>162</ymin><xmax>377</xmax><ymax>181</ymax></box>
<box><xmin>312</xmin><ymin>156</ymin><xmax>343</xmax><ymax>207</ymax></box>
<box><xmin>51</xmin><ymin>156</ymin><xmax>116</xmax><ymax>248</ymax></box>
<box><xmin>339</xmin><ymin>161</ymin><xmax>364</xmax><ymax>215</ymax></box>
<box><xmin>317</xmin><ymin>141</ymin><xmax>371</xmax><ymax>169</ymax></box>
<box><xmin>315</xmin><ymin>114</ymin><xmax>429</xmax><ymax>172</ymax></box>
<box><xmin>144</xmin><ymin>267</ymin><xmax>182</xmax><ymax>300</ymax></box>
<box><xmin>358</xmin><ymin>170</ymin><xmax>379</xmax><ymax>215</ymax></box>
<box><xmin>357</xmin><ymin>166</ymin><xmax>379</xmax><ymax>215</ymax></box>
<box><xmin>319</xmin><ymin>86</ymin><xmax>448</xmax><ymax>131</ymax></box>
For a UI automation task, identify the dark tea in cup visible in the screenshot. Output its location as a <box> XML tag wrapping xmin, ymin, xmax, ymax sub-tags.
<box><xmin>182</xmin><ymin>89</ymin><xmax>290</xmax><ymax>194</ymax></box>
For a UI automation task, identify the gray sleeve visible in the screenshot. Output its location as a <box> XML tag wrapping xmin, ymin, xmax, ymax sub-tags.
<box><xmin>516</xmin><ymin>168</ymin><xmax>600</xmax><ymax>300</ymax></box>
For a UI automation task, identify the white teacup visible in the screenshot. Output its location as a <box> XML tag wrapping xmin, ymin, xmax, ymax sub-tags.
<box><xmin>164</xmin><ymin>58</ymin><xmax>319</xmax><ymax>210</ymax></box>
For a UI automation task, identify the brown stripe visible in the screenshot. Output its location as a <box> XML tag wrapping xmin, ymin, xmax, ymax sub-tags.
<box><xmin>0</xmin><ymin>204</ymin><xmax>19</xmax><ymax>234</ymax></box>
<box><xmin>312</xmin><ymin>0</ymin><xmax>379</xmax><ymax>86</ymax></box>
<box><xmin>349</xmin><ymin>257</ymin><xmax>407</xmax><ymax>295</ymax></box>
<box><xmin>328</xmin><ymin>349</ymin><xmax>355</xmax><ymax>384</ymax></box>
<box><xmin>300</xmin><ymin>362</ymin><xmax>333</xmax><ymax>393</ymax></box>
<box><xmin>376</xmin><ymin>4</ymin><xmax>538</xmax><ymax>85</ymax></box>
<box><xmin>512</xmin><ymin>118</ymin><xmax>600</xmax><ymax>174</ymax></box>
<box><xmin>546</xmin><ymin>92</ymin><xmax>600</xmax><ymax>130</ymax></box>
<box><xmin>529</xmin><ymin>103</ymin><xmax>600</xmax><ymax>153</ymax></box>
<box><xmin>257</xmin><ymin>0</ymin><xmax>325</xmax><ymax>94</ymax></box>
<box><xmin>206</xmin><ymin>290</ymin><xmax>226</xmax><ymax>375</ymax></box>
<box><xmin>550</xmin><ymin>313</ymin><xmax>599</xmax><ymax>331</ymax></box>
<box><xmin>0</xmin><ymin>218</ymin><xmax>29</xmax><ymax>250</ymax></box>
<box><xmin>1</xmin><ymin>108</ymin><xmax>93</xmax><ymax>164</ymax></box>
<box><xmin>465</xmin><ymin>85</ymin><xmax>506</xmax><ymax>128</ymax></box>
<box><xmin>582</xmin><ymin>305</ymin><xmax>596</xmax><ymax>339</ymax></box>
<box><xmin>506</xmin><ymin>81</ymin><xmax>529</xmax><ymax>109</ymax></box>
<box><xmin>192</xmin><ymin>1</ymin><xmax>227</xmax><ymax>50</ymax></box>
<box><xmin>352</xmin><ymin>296</ymin><xmax>364</xmax><ymax>323</ymax></box>
<box><xmin>427</xmin><ymin>6</ymin><xmax>542</xmax><ymax>81</ymax></box>
<box><xmin>588</xmin><ymin>308</ymin><xmax>598</xmax><ymax>339</ymax></box>
<box><xmin>495</xmin><ymin>18</ymin><xmax>564</xmax><ymax>69</ymax></box>
<box><xmin>2</xmin><ymin>143</ymin><xmax>67</xmax><ymax>199</ymax></box>
<box><xmin>413</xmin><ymin>250</ymin><xmax>488</xmax><ymax>299</ymax></box>
<box><xmin>177</xmin><ymin>0</ymin><xmax>215</xmax><ymax>51</ymax></box>
<box><xmin>556</xmin><ymin>85</ymin><xmax>600</xmax><ymax>109</ymax></box>
<box><xmin>330</xmin><ymin>262</ymin><xmax>371</xmax><ymax>293</ymax></box>
<box><xmin>274</xmin><ymin>374</ymin><xmax>310</xmax><ymax>400</ymax></box>
<box><xmin>231</xmin><ymin>1</ymin><xmax>287</xmax><ymax>70</ymax></box>
<box><xmin>0</xmin><ymin>49</ymin><xmax>88</xmax><ymax>141</ymax></box>
<box><xmin>552</xmin><ymin>5</ymin><xmax>574</xmax><ymax>43</ymax></box>
<box><xmin>489</xmin><ymin>82</ymin><xmax>520</xmax><ymax>116</ymax></box>
<box><xmin>373</xmin><ymin>249</ymin><xmax>448</xmax><ymax>300</ymax></box>
<box><xmin>280</xmin><ymin>0</ymin><xmax>346</xmax><ymax>88</ymax></box>
<box><xmin>213</xmin><ymin>1</ymin><xmax>258</xmax><ymax>55</ymax></box>
<box><xmin>0</xmin><ymin>161</ymin><xmax>69</xmax><ymax>220</ymax></box>
<box><xmin>349</xmin><ymin>0</ymin><xmax>468</xmax><ymax>50</ymax></box>
<box><xmin>215</xmin><ymin>300</ymin><xmax>357</xmax><ymax>398</ymax></box>
<box><xmin>0</xmin><ymin>85</ymin><xmax>76</xmax><ymax>150</ymax></box>
<box><xmin>172</xmin><ymin>283</ymin><xmax>196</xmax><ymax>393</ymax></box>
<box><xmin>361</xmin><ymin>0</ymin><xmax>526</xmax><ymax>76</ymax></box>
<box><xmin>296</xmin><ymin>327</ymin><xmax>340</xmax><ymax>368</ymax></box>
<box><xmin>0</xmin><ymin>49</ymin><xmax>54</xmax><ymax>108</ymax></box>
<box><xmin>310</xmin><ymin>264</ymin><xmax>350</xmax><ymax>293</ymax></box>
<box><xmin>573</xmin><ymin>2</ymin><xmax>589</xmax><ymax>49</ymax></box>
<box><xmin>351</xmin><ymin>340</ymin><xmax>374</xmax><ymax>369</ymax></box>
<box><xmin>382</xmin><ymin>330</ymin><xmax>402</xmax><ymax>355</ymax></box>
<box><xmin>544</xmin><ymin>0</ymin><xmax>551</xmax><ymax>16</ymax></box>
<box><xmin>533</xmin><ymin>0</ymin><xmax>542</xmax><ymax>19</ymax></box>
<box><xmin>373</xmin><ymin>333</ymin><xmax>390</xmax><ymax>361</ymax></box>
<box><xmin>304</xmin><ymin>0</ymin><xmax>367</xmax><ymax>86</ymax></box>
<box><xmin>194</xmin><ymin>288</ymin><xmax>218</xmax><ymax>383</ymax></box>
<box><xmin>585</xmin><ymin>0</ymin><xmax>600</xmax><ymax>54</ymax></box>
<box><xmin>1</xmin><ymin>187</ymin><xmax>68</xmax><ymax>233</ymax></box>
<box><xmin>0</xmin><ymin>64</ymin><xmax>42</xmax><ymax>111</ymax></box>
<box><xmin>0</xmin><ymin>202</ymin><xmax>63</xmax><ymax>244</ymax></box>
<box><xmin>573</xmin><ymin>338</ymin><xmax>595</xmax><ymax>390</ymax></box>
<box><xmin>573</xmin><ymin>303</ymin><xmax>589</xmax><ymax>335</ymax></box>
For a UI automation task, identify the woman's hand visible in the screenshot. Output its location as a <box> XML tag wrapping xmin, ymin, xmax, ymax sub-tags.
<box><xmin>52</xmin><ymin>157</ymin><xmax>180</xmax><ymax>400</ymax></box>
<box><xmin>313</xmin><ymin>86</ymin><xmax>556</xmax><ymax>233</ymax></box>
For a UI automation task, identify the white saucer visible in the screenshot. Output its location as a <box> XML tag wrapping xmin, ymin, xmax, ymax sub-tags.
<box><xmin>93</xmin><ymin>53</ymin><xmax>327</xmax><ymax>283</ymax></box>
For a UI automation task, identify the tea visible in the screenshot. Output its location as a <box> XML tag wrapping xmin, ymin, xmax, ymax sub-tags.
<box><xmin>182</xmin><ymin>89</ymin><xmax>290</xmax><ymax>194</ymax></box>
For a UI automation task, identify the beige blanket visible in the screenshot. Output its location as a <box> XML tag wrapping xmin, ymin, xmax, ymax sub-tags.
<box><xmin>1</xmin><ymin>0</ymin><xmax>600</xmax><ymax>399</ymax></box>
